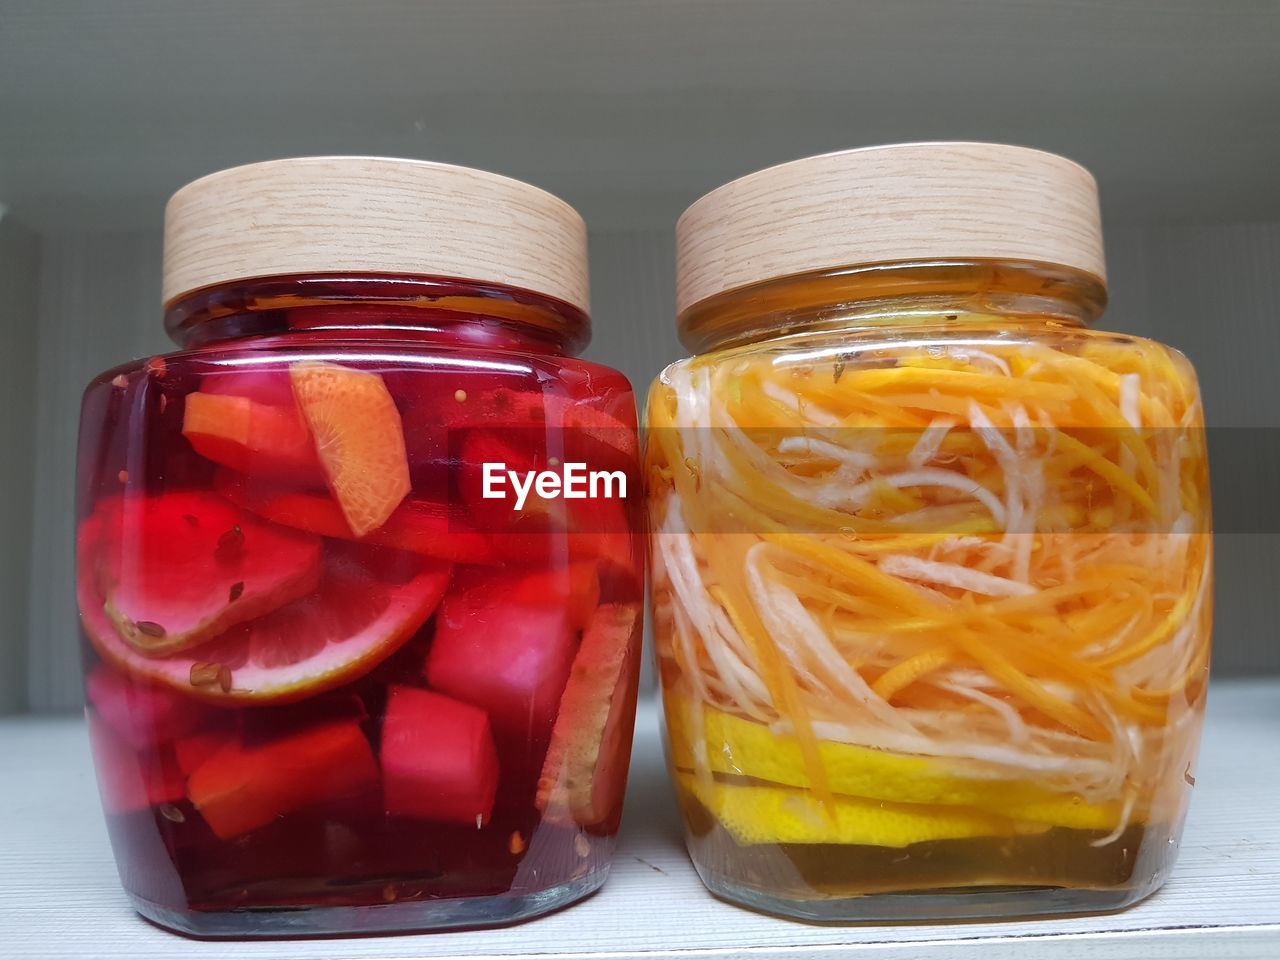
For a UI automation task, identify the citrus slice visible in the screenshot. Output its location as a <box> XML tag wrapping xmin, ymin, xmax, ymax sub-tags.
<box><xmin>81</xmin><ymin>516</ymin><xmax>452</xmax><ymax>704</ymax></box>
<box><xmin>680</xmin><ymin>774</ymin><xmax>1020</xmax><ymax>847</ymax></box>
<box><xmin>93</xmin><ymin>492</ymin><xmax>323</xmax><ymax>655</ymax></box>
<box><xmin>668</xmin><ymin>698</ymin><xmax>1122</xmax><ymax>831</ymax></box>
<box><xmin>289</xmin><ymin>361</ymin><xmax>410</xmax><ymax>536</ymax></box>
<box><xmin>537</xmin><ymin>603</ymin><xmax>641</xmax><ymax>827</ymax></box>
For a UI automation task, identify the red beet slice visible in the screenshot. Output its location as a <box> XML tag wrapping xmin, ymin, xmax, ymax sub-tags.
<box><xmin>215</xmin><ymin>470</ymin><xmax>499</xmax><ymax>565</ymax></box>
<box><xmin>93</xmin><ymin>492</ymin><xmax>322</xmax><ymax>655</ymax></box>
<box><xmin>381</xmin><ymin>686</ymin><xmax>499</xmax><ymax>826</ymax></box>
<box><xmin>537</xmin><ymin>604</ymin><xmax>642</xmax><ymax>828</ymax></box>
<box><xmin>186</xmin><ymin>719</ymin><xmax>378</xmax><ymax>840</ymax></box>
<box><xmin>88</xmin><ymin>713</ymin><xmax>186</xmax><ymax>814</ymax></box>
<box><xmin>85</xmin><ymin>665</ymin><xmax>205</xmax><ymax>748</ymax></box>
<box><xmin>425</xmin><ymin>568</ymin><xmax>583</xmax><ymax>743</ymax></box>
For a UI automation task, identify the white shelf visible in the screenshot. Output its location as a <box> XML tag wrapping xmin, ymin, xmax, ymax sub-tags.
<box><xmin>2</xmin><ymin>682</ymin><xmax>1278</xmax><ymax>959</ymax></box>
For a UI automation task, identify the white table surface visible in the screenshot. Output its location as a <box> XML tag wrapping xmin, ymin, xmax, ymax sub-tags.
<box><xmin>2</xmin><ymin>683</ymin><xmax>1278</xmax><ymax>960</ymax></box>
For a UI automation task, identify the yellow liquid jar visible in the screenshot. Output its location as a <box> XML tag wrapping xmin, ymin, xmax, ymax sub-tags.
<box><xmin>646</xmin><ymin>143</ymin><xmax>1212</xmax><ymax>921</ymax></box>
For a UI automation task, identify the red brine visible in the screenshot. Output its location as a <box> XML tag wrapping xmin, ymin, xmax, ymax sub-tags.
<box><xmin>77</xmin><ymin>271</ymin><xmax>644</xmax><ymax>935</ymax></box>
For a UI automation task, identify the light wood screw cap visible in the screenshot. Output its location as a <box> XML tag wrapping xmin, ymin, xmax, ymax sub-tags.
<box><xmin>163</xmin><ymin>156</ymin><xmax>589</xmax><ymax>311</ymax></box>
<box><xmin>676</xmin><ymin>142</ymin><xmax>1105</xmax><ymax>316</ymax></box>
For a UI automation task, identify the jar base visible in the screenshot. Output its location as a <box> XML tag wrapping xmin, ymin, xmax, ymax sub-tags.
<box><xmin>127</xmin><ymin>869</ymin><xmax>609</xmax><ymax>938</ymax></box>
<box><xmin>696</xmin><ymin>867</ymin><xmax>1166</xmax><ymax>924</ymax></box>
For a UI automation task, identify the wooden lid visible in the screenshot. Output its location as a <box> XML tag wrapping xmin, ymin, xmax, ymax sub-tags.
<box><xmin>676</xmin><ymin>142</ymin><xmax>1105</xmax><ymax>316</ymax></box>
<box><xmin>163</xmin><ymin>156</ymin><xmax>589</xmax><ymax>311</ymax></box>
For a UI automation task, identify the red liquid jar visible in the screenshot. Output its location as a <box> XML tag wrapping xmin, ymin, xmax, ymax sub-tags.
<box><xmin>75</xmin><ymin>158</ymin><xmax>644</xmax><ymax>936</ymax></box>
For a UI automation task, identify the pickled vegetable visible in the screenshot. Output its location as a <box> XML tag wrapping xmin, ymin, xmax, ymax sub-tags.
<box><xmin>647</xmin><ymin>321</ymin><xmax>1211</xmax><ymax>900</ymax></box>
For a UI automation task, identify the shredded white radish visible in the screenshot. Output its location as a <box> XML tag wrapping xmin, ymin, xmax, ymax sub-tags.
<box><xmin>907</xmin><ymin>417</ymin><xmax>958</xmax><ymax>469</ymax></box>
<box><xmin>879</xmin><ymin>555</ymin><xmax>1038</xmax><ymax>597</ymax></box>
<box><xmin>842</xmin><ymin>468</ymin><xmax>1008</xmax><ymax>523</ymax></box>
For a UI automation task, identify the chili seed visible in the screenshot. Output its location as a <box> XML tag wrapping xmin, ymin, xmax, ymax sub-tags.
<box><xmin>135</xmin><ymin>621</ymin><xmax>166</xmax><ymax>638</ymax></box>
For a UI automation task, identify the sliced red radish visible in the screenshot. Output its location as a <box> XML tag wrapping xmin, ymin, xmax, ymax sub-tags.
<box><xmin>173</xmin><ymin>730</ymin><xmax>233</xmax><ymax>777</ymax></box>
<box><xmin>537</xmin><ymin>603</ymin><xmax>642</xmax><ymax>828</ymax></box>
<box><xmin>88</xmin><ymin>713</ymin><xmax>186</xmax><ymax>814</ymax></box>
<box><xmin>425</xmin><ymin>569</ymin><xmax>582</xmax><ymax>743</ymax></box>
<box><xmin>93</xmin><ymin>493</ymin><xmax>322</xmax><ymax>655</ymax></box>
<box><xmin>182</xmin><ymin>391</ymin><xmax>325</xmax><ymax>484</ymax></box>
<box><xmin>200</xmin><ymin>369</ymin><xmax>297</xmax><ymax>406</ymax></box>
<box><xmin>503</xmin><ymin>561</ymin><xmax>601</xmax><ymax>630</ymax></box>
<box><xmin>439</xmin><ymin>387</ymin><xmax>638</xmax><ymax>472</ymax></box>
<box><xmin>289</xmin><ymin>361</ymin><xmax>410</xmax><ymax>536</ymax></box>
<box><xmin>85</xmin><ymin>665</ymin><xmax>205</xmax><ymax>748</ymax></box>
<box><xmin>215</xmin><ymin>470</ymin><xmax>499</xmax><ymax>565</ymax></box>
<box><xmin>81</xmin><ymin>512</ymin><xmax>451</xmax><ymax>704</ymax></box>
<box><xmin>381</xmin><ymin>686</ymin><xmax>499</xmax><ymax>826</ymax></box>
<box><xmin>186</xmin><ymin>719</ymin><xmax>378</xmax><ymax>840</ymax></box>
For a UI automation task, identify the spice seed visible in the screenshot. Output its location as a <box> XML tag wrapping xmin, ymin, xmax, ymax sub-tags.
<box><xmin>574</xmin><ymin>834</ymin><xmax>591</xmax><ymax>858</ymax></box>
<box><xmin>111</xmin><ymin>374</ymin><xmax>128</xmax><ymax>389</ymax></box>
<box><xmin>117</xmin><ymin>470</ymin><xmax>129</xmax><ymax>484</ymax></box>
<box><xmin>228</xmin><ymin>581</ymin><xmax>244</xmax><ymax>602</ymax></box>
<box><xmin>159</xmin><ymin>804</ymin><xmax>186</xmax><ymax>823</ymax></box>
<box><xmin>217</xmin><ymin>665</ymin><xmax>232</xmax><ymax>693</ymax></box>
<box><xmin>135</xmin><ymin>621</ymin><xmax>166</xmax><ymax>638</ymax></box>
<box><xmin>508</xmin><ymin>831</ymin><xmax>526</xmax><ymax>855</ymax></box>
<box><xmin>382</xmin><ymin>883</ymin><xmax>397</xmax><ymax>903</ymax></box>
<box><xmin>454</xmin><ymin>389</ymin><xmax>467</xmax><ymax>403</ymax></box>
<box><xmin>189</xmin><ymin>662</ymin><xmax>223</xmax><ymax>687</ymax></box>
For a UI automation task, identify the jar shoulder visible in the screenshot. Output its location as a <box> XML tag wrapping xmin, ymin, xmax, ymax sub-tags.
<box><xmin>648</xmin><ymin>318</ymin><xmax>1203</xmax><ymax>425</ymax></box>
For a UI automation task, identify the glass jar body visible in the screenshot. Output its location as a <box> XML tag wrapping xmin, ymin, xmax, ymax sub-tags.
<box><xmin>76</xmin><ymin>275</ymin><xmax>644</xmax><ymax>936</ymax></box>
<box><xmin>646</xmin><ymin>263</ymin><xmax>1211</xmax><ymax>921</ymax></box>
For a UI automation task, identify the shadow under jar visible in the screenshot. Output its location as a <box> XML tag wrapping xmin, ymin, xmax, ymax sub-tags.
<box><xmin>76</xmin><ymin>158</ymin><xmax>644</xmax><ymax>936</ymax></box>
<box><xmin>646</xmin><ymin>143</ymin><xmax>1212</xmax><ymax>922</ymax></box>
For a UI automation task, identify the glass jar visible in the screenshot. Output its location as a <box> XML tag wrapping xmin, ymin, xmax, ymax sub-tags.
<box><xmin>647</xmin><ymin>143</ymin><xmax>1211</xmax><ymax>921</ymax></box>
<box><xmin>76</xmin><ymin>158</ymin><xmax>644</xmax><ymax>936</ymax></box>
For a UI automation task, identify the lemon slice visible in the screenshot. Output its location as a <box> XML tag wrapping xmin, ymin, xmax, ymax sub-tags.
<box><xmin>681</xmin><ymin>774</ymin><xmax>1022</xmax><ymax>847</ymax></box>
<box><xmin>668</xmin><ymin>697</ymin><xmax>1121</xmax><ymax>831</ymax></box>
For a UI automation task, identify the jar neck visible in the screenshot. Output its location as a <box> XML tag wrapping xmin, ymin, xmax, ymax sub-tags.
<box><xmin>677</xmin><ymin>259</ymin><xmax>1107</xmax><ymax>354</ymax></box>
<box><xmin>165</xmin><ymin>273</ymin><xmax>591</xmax><ymax>356</ymax></box>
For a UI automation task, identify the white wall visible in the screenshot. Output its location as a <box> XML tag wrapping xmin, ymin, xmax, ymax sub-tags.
<box><xmin>0</xmin><ymin>214</ymin><xmax>41</xmax><ymax>714</ymax></box>
<box><xmin>25</xmin><ymin>230</ymin><xmax>165</xmax><ymax>711</ymax></box>
<box><xmin>17</xmin><ymin>223</ymin><xmax>1280</xmax><ymax>710</ymax></box>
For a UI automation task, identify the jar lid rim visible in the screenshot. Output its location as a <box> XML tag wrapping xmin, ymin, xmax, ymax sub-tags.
<box><xmin>676</xmin><ymin>141</ymin><xmax>1105</xmax><ymax>317</ymax></box>
<box><xmin>163</xmin><ymin>156</ymin><xmax>590</xmax><ymax>313</ymax></box>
